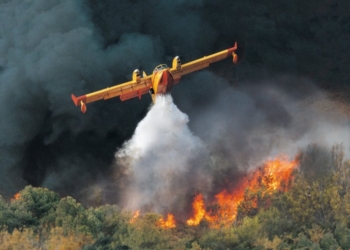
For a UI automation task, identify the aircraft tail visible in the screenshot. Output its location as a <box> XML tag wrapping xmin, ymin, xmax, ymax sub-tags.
<box><xmin>71</xmin><ymin>94</ymin><xmax>87</xmax><ymax>113</ymax></box>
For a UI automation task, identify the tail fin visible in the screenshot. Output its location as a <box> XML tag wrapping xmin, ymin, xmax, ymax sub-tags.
<box><xmin>71</xmin><ymin>94</ymin><xmax>87</xmax><ymax>113</ymax></box>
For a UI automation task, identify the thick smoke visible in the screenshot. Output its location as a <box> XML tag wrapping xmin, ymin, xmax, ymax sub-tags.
<box><xmin>1</xmin><ymin>0</ymin><xmax>349</xmax><ymax>205</ymax></box>
<box><xmin>175</xmin><ymin>72</ymin><xmax>350</xmax><ymax>171</ymax></box>
<box><xmin>115</xmin><ymin>95</ymin><xmax>210</xmax><ymax>217</ymax></box>
<box><xmin>115</xmin><ymin>76</ymin><xmax>350</xmax><ymax>215</ymax></box>
<box><xmin>0</xmin><ymin>0</ymin><xmax>163</xmax><ymax>198</ymax></box>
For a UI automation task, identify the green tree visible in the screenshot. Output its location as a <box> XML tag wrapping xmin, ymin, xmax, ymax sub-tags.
<box><xmin>295</xmin><ymin>232</ymin><xmax>319</xmax><ymax>249</ymax></box>
<box><xmin>234</xmin><ymin>216</ymin><xmax>264</xmax><ymax>248</ymax></box>
<box><xmin>83</xmin><ymin>205</ymin><xmax>131</xmax><ymax>249</ymax></box>
<box><xmin>277</xmin><ymin>172</ymin><xmax>340</xmax><ymax>229</ymax></box>
<box><xmin>257</xmin><ymin>207</ymin><xmax>293</xmax><ymax>240</ymax></box>
<box><xmin>0</xmin><ymin>195</ymin><xmax>9</xmax><ymax>230</ymax></box>
<box><xmin>307</xmin><ymin>224</ymin><xmax>325</xmax><ymax>244</ymax></box>
<box><xmin>6</xmin><ymin>186</ymin><xmax>59</xmax><ymax>232</ymax></box>
<box><xmin>319</xmin><ymin>232</ymin><xmax>339</xmax><ymax>250</ymax></box>
<box><xmin>19</xmin><ymin>186</ymin><xmax>59</xmax><ymax>221</ymax></box>
<box><xmin>334</xmin><ymin>224</ymin><xmax>350</xmax><ymax>249</ymax></box>
<box><xmin>54</xmin><ymin>196</ymin><xmax>89</xmax><ymax>234</ymax></box>
<box><xmin>198</xmin><ymin>227</ymin><xmax>239</xmax><ymax>250</ymax></box>
<box><xmin>119</xmin><ymin>213</ymin><xmax>172</xmax><ymax>250</ymax></box>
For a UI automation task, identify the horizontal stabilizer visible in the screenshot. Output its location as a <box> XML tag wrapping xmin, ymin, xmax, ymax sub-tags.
<box><xmin>71</xmin><ymin>94</ymin><xmax>87</xmax><ymax>113</ymax></box>
<box><xmin>71</xmin><ymin>94</ymin><xmax>79</xmax><ymax>106</ymax></box>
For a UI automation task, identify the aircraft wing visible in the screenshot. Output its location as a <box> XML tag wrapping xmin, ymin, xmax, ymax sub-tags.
<box><xmin>72</xmin><ymin>73</ymin><xmax>152</xmax><ymax>113</ymax></box>
<box><xmin>170</xmin><ymin>42</ymin><xmax>238</xmax><ymax>79</ymax></box>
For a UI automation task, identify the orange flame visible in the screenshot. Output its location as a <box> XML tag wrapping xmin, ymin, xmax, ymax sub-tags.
<box><xmin>249</xmin><ymin>156</ymin><xmax>298</xmax><ymax>192</ymax></box>
<box><xmin>11</xmin><ymin>193</ymin><xmax>20</xmax><ymax>202</ymax></box>
<box><xmin>157</xmin><ymin>213</ymin><xmax>176</xmax><ymax>228</ymax></box>
<box><xmin>186</xmin><ymin>156</ymin><xmax>298</xmax><ymax>228</ymax></box>
<box><xmin>130</xmin><ymin>210</ymin><xmax>140</xmax><ymax>224</ymax></box>
<box><xmin>186</xmin><ymin>193</ymin><xmax>206</xmax><ymax>226</ymax></box>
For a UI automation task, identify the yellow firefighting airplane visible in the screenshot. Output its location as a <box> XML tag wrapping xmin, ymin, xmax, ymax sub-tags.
<box><xmin>72</xmin><ymin>42</ymin><xmax>238</xmax><ymax>113</ymax></box>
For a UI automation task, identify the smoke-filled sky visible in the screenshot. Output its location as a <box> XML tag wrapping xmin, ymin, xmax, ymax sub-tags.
<box><xmin>0</xmin><ymin>0</ymin><xmax>349</xmax><ymax>205</ymax></box>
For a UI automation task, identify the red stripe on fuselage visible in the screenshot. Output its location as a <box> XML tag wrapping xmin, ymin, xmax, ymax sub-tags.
<box><xmin>157</xmin><ymin>70</ymin><xmax>174</xmax><ymax>94</ymax></box>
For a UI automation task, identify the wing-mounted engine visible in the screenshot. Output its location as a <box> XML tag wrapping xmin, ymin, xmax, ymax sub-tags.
<box><xmin>132</xmin><ymin>69</ymin><xmax>141</xmax><ymax>83</ymax></box>
<box><xmin>230</xmin><ymin>42</ymin><xmax>239</xmax><ymax>64</ymax></box>
<box><xmin>233</xmin><ymin>53</ymin><xmax>238</xmax><ymax>64</ymax></box>
<box><xmin>172</xmin><ymin>56</ymin><xmax>181</xmax><ymax>70</ymax></box>
<box><xmin>171</xmin><ymin>56</ymin><xmax>182</xmax><ymax>84</ymax></box>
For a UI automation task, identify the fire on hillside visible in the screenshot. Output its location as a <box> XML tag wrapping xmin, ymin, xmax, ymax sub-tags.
<box><xmin>154</xmin><ymin>156</ymin><xmax>298</xmax><ymax>228</ymax></box>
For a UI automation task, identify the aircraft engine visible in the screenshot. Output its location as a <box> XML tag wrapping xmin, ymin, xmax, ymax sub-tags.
<box><xmin>172</xmin><ymin>56</ymin><xmax>181</xmax><ymax>70</ymax></box>
<box><xmin>132</xmin><ymin>69</ymin><xmax>141</xmax><ymax>82</ymax></box>
<box><xmin>233</xmin><ymin>53</ymin><xmax>238</xmax><ymax>64</ymax></box>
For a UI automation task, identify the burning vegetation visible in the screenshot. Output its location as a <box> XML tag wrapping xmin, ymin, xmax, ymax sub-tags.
<box><xmin>155</xmin><ymin>155</ymin><xmax>298</xmax><ymax>229</ymax></box>
<box><xmin>10</xmin><ymin>193</ymin><xmax>20</xmax><ymax>202</ymax></box>
<box><xmin>0</xmin><ymin>144</ymin><xmax>349</xmax><ymax>249</ymax></box>
<box><xmin>156</xmin><ymin>213</ymin><xmax>176</xmax><ymax>229</ymax></box>
<box><xmin>1</xmin><ymin>144</ymin><xmax>349</xmax><ymax>249</ymax></box>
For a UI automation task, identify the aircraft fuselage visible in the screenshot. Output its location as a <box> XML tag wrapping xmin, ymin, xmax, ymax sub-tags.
<box><xmin>150</xmin><ymin>66</ymin><xmax>178</xmax><ymax>102</ymax></box>
<box><xmin>71</xmin><ymin>42</ymin><xmax>238</xmax><ymax>113</ymax></box>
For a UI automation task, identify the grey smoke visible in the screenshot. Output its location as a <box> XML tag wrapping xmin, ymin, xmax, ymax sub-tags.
<box><xmin>0</xmin><ymin>0</ymin><xmax>349</xmax><ymax>205</ymax></box>
<box><xmin>175</xmin><ymin>72</ymin><xmax>350</xmax><ymax>172</ymax></box>
<box><xmin>115</xmin><ymin>74</ymin><xmax>350</xmax><ymax>215</ymax></box>
<box><xmin>0</xmin><ymin>0</ymin><xmax>163</xmax><ymax>197</ymax></box>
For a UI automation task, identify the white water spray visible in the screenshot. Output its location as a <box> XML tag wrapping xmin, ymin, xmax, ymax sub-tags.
<box><xmin>116</xmin><ymin>95</ymin><xmax>209</xmax><ymax>212</ymax></box>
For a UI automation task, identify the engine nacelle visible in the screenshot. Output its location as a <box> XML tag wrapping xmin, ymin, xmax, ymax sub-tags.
<box><xmin>132</xmin><ymin>69</ymin><xmax>141</xmax><ymax>82</ymax></box>
<box><xmin>232</xmin><ymin>52</ymin><xmax>238</xmax><ymax>64</ymax></box>
<box><xmin>172</xmin><ymin>56</ymin><xmax>181</xmax><ymax>70</ymax></box>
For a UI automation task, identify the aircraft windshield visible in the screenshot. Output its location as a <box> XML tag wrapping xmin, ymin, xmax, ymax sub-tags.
<box><xmin>153</xmin><ymin>64</ymin><xmax>169</xmax><ymax>73</ymax></box>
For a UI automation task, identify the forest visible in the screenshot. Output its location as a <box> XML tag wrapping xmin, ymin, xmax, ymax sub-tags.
<box><xmin>1</xmin><ymin>144</ymin><xmax>350</xmax><ymax>250</ymax></box>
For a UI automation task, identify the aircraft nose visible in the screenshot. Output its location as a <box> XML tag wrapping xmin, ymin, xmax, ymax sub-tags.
<box><xmin>160</xmin><ymin>70</ymin><xmax>174</xmax><ymax>85</ymax></box>
<box><xmin>160</xmin><ymin>70</ymin><xmax>174</xmax><ymax>93</ymax></box>
<box><xmin>160</xmin><ymin>70</ymin><xmax>171</xmax><ymax>83</ymax></box>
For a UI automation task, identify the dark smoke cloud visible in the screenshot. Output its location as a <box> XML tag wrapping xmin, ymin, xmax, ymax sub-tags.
<box><xmin>0</xmin><ymin>0</ymin><xmax>163</xmax><ymax>198</ymax></box>
<box><xmin>0</xmin><ymin>0</ymin><xmax>349</xmax><ymax>206</ymax></box>
<box><xmin>174</xmin><ymin>72</ymin><xmax>350</xmax><ymax>172</ymax></box>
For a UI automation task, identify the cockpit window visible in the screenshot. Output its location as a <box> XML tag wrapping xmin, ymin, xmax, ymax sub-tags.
<box><xmin>153</xmin><ymin>64</ymin><xmax>169</xmax><ymax>73</ymax></box>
